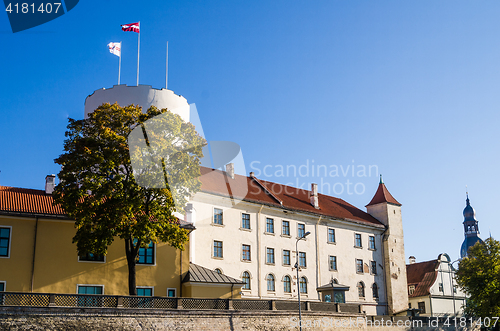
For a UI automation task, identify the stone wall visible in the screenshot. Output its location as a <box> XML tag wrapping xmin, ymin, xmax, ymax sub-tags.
<box><xmin>0</xmin><ymin>307</ymin><xmax>480</xmax><ymax>331</ymax></box>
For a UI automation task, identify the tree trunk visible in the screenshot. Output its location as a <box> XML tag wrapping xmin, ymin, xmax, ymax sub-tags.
<box><xmin>125</xmin><ymin>238</ymin><xmax>138</xmax><ymax>295</ymax></box>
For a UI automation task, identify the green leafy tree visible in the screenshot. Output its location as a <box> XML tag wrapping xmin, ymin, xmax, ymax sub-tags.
<box><xmin>53</xmin><ymin>103</ymin><xmax>205</xmax><ymax>295</ymax></box>
<box><xmin>455</xmin><ymin>237</ymin><xmax>500</xmax><ymax>321</ymax></box>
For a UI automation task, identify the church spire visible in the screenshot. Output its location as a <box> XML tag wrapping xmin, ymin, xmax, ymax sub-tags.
<box><xmin>460</xmin><ymin>192</ymin><xmax>483</xmax><ymax>258</ymax></box>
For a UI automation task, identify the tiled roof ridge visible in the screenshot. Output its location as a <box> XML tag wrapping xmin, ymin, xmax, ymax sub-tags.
<box><xmin>249</xmin><ymin>173</ymin><xmax>283</xmax><ymax>205</ymax></box>
<box><xmin>199</xmin><ymin>167</ymin><xmax>384</xmax><ymax>228</ymax></box>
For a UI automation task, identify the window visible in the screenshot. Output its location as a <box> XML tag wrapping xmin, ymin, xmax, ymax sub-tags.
<box><xmin>299</xmin><ymin>277</ymin><xmax>307</xmax><ymax>293</ymax></box>
<box><xmin>267</xmin><ymin>274</ymin><xmax>275</xmax><ymax>292</ymax></box>
<box><xmin>356</xmin><ymin>259</ymin><xmax>363</xmax><ymax>273</ymax></box>
<box><xmin>283</xmin><ymin>275</ymin><xmax>292</xmax><ymax>293</ymax></box>
<box><xmin>136</xmin><ymin>287</ymin><xmax>153</xmax><ymax>307</ymax></box>
<box><xmin>355</xmin><ymin>233</ymin><xmax>362</xmax><ymax>247</ymax></box>
<box><xmin>213</xmin><ymin>208</ymin><xmax>223</xmax><ymax>225</ymax></box>
<box><xmin>329</xmin><ymin>256</ymin><xmax>337</xmax><ymax>271</ymax></box>
<box><xmin>167</xmin><ymin>288</ymin><xmax>176</xmax><ymax>297</ymax></box>
<box><xmin>372</xmin><ymin>283</ymin><xmax>379</xmax><ymax>298</ymax></box>
<box><xmin>439</xmin><ymin>283</ymin><xmax>443</xmax><ymax>292</ymax></box>
<box><xmin>214</xmin><ymin>268</ymin><xmax>223</xmax><ymax>275</ymax></box>
<box><xmin>358</xmin><ymin>282</ymin><xmax>365</xmax><ymax>298</ymax></box>
<box><xmin>299</xmin><ymin>252</ymin><xmax>306</xmax><ymax>268</ymax></box>
<box><xmin>136</xmin><ymin>287</ymin><xmax>153</xmax><ymax>298</ymax></box>
<box><xmin>0</xmin><ymin>282</ymin><xmax>4</xmax><ymax>292</ymax></box>
<box><xmin>213</xmin><ymin>241</ymin><xmax>223</xmax><ymax>258</ymax></box>
<box><xmin>242</xmin><ymin>271</ymin><xmax>251</xmax><ymax>290</ymax></box>
<box><xmin>409</xmin><ymin>285</ymin><xmax>415</xmax><ymax>295</ymax></box>
<box><xmin>266</xmin><ymin>218</ymin><xmax>274</xmax><ymax>233</ymax></box>
<box><xmin>77</xmin><ymin>285</ymin><xmax>104</xmax><ymax>307</ymax></box>
<box><xmin>242</xmin><ymin>244</ymin><xmax>251</xmax><ymax>261</ymax></box>
<box><xmin>298</xmin><ymin>224</ymin><xmax>305</xmax><ymax>238</ymax></box>
<box><xmin>266</xmin><ymin>248</ymin><xmax>275</xmax><ymax>264</ymax></box>
<box><xmin>241</xmin><ymin>213</ymin><xmax>250</xmax><ymax>229</ymax></box>
<box><xmin>137</xmin><ymin>241</ymin><xmax>155</xmax><ymax>264</ymax></box>
<box><xmin>79</xmin><ymin>252</ymin><xmax>105</xmax><ymax>262</ymax></box>
<box><xmin>370</xmin><ymin>261</ymin><xmax>377</xmax><ymax>275</ymax></box>
<box><xmin>282</xmin><ymin>220</ymin><xmax>290</xmax><ymax>236</ymax></box>
<box><xmin>328</xmin><ymin>228</ymin><xmax>335</xmax><ymax>243</ymax></box>
<box><xmin>0</xmin><ymin>227</ymin><xmax>11</xmax><ymax>258</ymax></box>
<box><xmin>453</xmin><ymin>285</ymin><xmax>457</xmax><ymax>293</ymax></box>
<box><xmin>283</xmin><ymin>250</ymin><xmax>291</xmax><ymax>266</ymax></box>
<box><xmin>0</xmin><ymin>282</ymin><xmax>4</xmax><ymax>305</ymax></box>
<box><xmin>369</xmin><ymin>236</ymin><xmax>376</xmax><ymax>250</ymax></box>
<box><xmin>418</xmin><ymin>301</ymin><xmax>426</xmax><ymax>314</ymax></box>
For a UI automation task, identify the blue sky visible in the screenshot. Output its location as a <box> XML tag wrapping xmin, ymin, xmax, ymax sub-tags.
<box><xmin>2</xmin><ymin>0</ymin><xmax>500</xmax><ymax>263</ymax></box>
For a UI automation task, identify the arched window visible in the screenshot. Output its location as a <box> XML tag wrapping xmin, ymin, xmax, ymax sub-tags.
<box><xmin>300</xmin><ymin>277</ymin><xmax>307</xmax><ymax>293</ymax></box>
<box><xmin>267</xmin><ymin>274</ymin><xmax>275</xmax><ymax>292</ymax></box>
<box><xmin>372</xmin><ymin>283</ymin><xmax>379</xmax><ymax>298</ymax></box>
<box><xmin>283</xmin><ymin>275</ymin><xmax>291</xmax><ymax>293</ymax></box>
<box><xmin>214</xmin><ymin>268</ymin><xmax>223</xmax><ymax>275</ymax></box>
<box><xmin>358</xmin><ymin>282</ymin><xmax>365</xmax><ymax>298</ymax></box>
<box><xmin>242</xmin><ymin>271</ymin><xmax>251</xmax><ymax>290</ymax></box>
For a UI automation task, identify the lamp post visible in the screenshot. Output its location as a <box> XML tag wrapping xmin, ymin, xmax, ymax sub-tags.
<box><xmin>295</xmin><ymin>231</ymin><xmax>310</xmax><ymax>331</ymax></box>
<box><xmin>450</xmin><ymin>258</ymin><xmax>461</xmax><ymax>316</ymax></box>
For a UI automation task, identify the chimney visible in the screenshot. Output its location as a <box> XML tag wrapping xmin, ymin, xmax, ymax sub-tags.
<box><xmin>409</xmin><ymin>256</ymin><xmax>416</xmax><ymax>264</ymax></box>
<box><xmin>225</xmin><ymin>163</ymin><xmax>235</xmax><ymax>179</ymax></box>
<box><xmin>310</xmin><ymin>183</ymin><xmax>319</xmax><ymax>209</ymax></box>
<box><xmin>45</xmin><ymin>175</ymin><xmax>56</xmax><ymax>195</ymax></box>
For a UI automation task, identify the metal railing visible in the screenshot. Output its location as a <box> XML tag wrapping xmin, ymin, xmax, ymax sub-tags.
<box><xmin>0</xmin><ymin>292</ymin><xmax>362</xmax><ymax>313</ymax></box>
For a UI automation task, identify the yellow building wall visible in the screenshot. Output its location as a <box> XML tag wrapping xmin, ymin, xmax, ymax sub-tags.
<box><xmin>0</xmin><ymin>215</ymin><xmax>189</xmax><ymax>296</ymax></box>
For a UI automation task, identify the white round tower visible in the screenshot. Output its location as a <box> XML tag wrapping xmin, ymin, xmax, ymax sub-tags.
<box><xmin>84</xmin><ymin>85</ymin><xmax>190</xmax><ymax>122</ymax></box>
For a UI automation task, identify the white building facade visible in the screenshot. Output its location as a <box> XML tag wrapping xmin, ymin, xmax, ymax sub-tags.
<box><xmin>186</xmin><ymin>166</ymin><xmax>409</xmax><ymax>315</ymax></box>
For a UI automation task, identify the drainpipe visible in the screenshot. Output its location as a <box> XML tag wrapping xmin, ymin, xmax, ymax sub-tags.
<box><xmin>315</xmin><ymin>216</ymin><xmax>322</xmax><ymax>300</ymax></box>
<box><xmin>256</xmin><ymin>205</ymin><xmax>264</xmax><ymax>298</ymax></box>
<box><xmin>380</xmin><ymin>227</ymin><xmax>389</xmax><ymax>314</ymax></box>
<box><xmin>31</xmin><ymin>217</ymin><xmax>39</xmax><ymax>292</ymax></box>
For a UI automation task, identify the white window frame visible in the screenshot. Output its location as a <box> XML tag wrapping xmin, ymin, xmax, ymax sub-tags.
<box><xmin>136</xmin><ymin>286</ymin><xmax>154</xmax><ymax>296</ymax></box>
<box><xmin>212</xmin><ymin>240</ymin><xmax>223</xmax><ymax>259</ymax></box>
<box><xmin>327</xmin><ymin>228</ymin><xmax>336</xmax><ymax>244</ymax></box>
<box><xmin>328</xmin><ymin>255</ymin><xmax>337</xmax><ymax>271</ymax></box>
<box><xmin>0</xmin><ymin>225</ymin><xmax>12</xmax><ymax>259</ymax></box>
<box><xmin>266</xmin><ymin>247</ymin><xmax>275</xmax><ymax>265</ymax></box>
<box><xmin>167</xmin><ymin>288</ymin><xmax>177</xmax><ymax>297</ymax></box>
<box><xmin>282</xmin><ymin>249</ymin><xmax>291</xmax><ymax>266</ymax></box>
<box><xmin>0</xmin><ymin>281</ymin><xmax>6</xmax><ymax>292</ymax></box>
<box><xmin>137</xmin><ymin>242</ymin><xmax>157</xmax><ymax>266</ymax></box>
<box><xmin>240</xmin><ymin>212</ymin><xmax>251</xmax><ymax>230</ymax></box>
<box><xmin>76</xmin><ymin>284</ymin><xmax>105</xmax><ymax>294</ymax></box>
<box><xmin>212</xmin><ymin>207</ymin><xmax>224</xmax><ymax>226</ymax></box>
<box><xmin>77</xmin><ymin>253</ymin><xmax>106</xmax><ymax>263</ymax></box>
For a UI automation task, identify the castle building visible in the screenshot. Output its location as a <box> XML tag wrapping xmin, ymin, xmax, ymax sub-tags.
<box><xmin>460</xmin><ymin>194</ymin><xmax>483</xmax><ymax>258</ymax></box>
<box><xmin>186</xmin><ymin>167</ymin><xmax>409</xmax><ymax>315</ymax></box>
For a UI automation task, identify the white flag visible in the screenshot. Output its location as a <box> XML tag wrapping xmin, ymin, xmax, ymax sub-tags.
<box><xmin>108</xmin><ymin>42</ymin><xmax>121</xmax><ymax>57</ymax></box>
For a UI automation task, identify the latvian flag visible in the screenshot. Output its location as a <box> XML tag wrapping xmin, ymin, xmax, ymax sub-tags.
<box><xmin>121</xmin><ymin>22</ymin><xmax>140</xmax><ymax>33</ymax></box>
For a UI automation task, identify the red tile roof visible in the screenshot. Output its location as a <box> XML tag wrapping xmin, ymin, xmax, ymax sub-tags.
<box><xmin>406</xmin><ymin>259</ymin><xmax>438</xmax><ymax>298</ymax></box>
<box><xmin>366</xmin><ymin>182</ymin><xmax>401</xmax><ymax>207</ymax></box>
<box><xmin>0</xmin><ymin>186</ymin><xmax>67</xmax><ymax>218</ymax></box>
<box><xmin>0</xmin><ymin>186</ymin><xmax>194</xmax><ymax>229</ymax></box>
<box><xmin>199</xmin><ymin>167</ymin><xmax>384</xmax><ymax>228</ymax></box>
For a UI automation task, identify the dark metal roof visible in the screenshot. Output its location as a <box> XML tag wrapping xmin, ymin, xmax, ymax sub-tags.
<box><xmin>316</xmin><ymin>283</ymin><xmax>350</xmax><ymax>291</ymax></box>
<box><xmin>182</xmin><ymin>263</ymin><xmax>244</xmax><ymax>285</ymax></box>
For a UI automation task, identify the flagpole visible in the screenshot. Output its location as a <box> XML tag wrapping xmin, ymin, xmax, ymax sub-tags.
<box><xmin>118</xmin><ymin>41</ymin><xmax>122</xmax><ymax>85</ymax></box>
<box><xmin>165</xmin><ymin>41</ymin><xmax>168</xmax><ymax>89</ymax></box>
<box><xmin>137</xmin><ymin>22</ymin><xmax>140</xmax><ymax>86</ymax></box>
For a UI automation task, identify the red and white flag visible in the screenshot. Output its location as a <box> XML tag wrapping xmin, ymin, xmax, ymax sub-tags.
<box><xmin>121</xmin><ymin>22</ymin><xmax>140</xmax><ymax>33</ymax></box>
<box><xmin>107</xmin><ymin>42</ymin><xmax>121</xmax><ymax>57</ymax></box>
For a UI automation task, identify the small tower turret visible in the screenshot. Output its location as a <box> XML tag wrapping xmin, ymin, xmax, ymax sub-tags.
<box><xmin>366</xmin><ymin>175</ymin><xmax>408</xmax><ymax>315</ymax></box>
<box><xmin>460</xmin><ymin>193</ymin><xmax>483</xmax><ymax>258</ymax></box>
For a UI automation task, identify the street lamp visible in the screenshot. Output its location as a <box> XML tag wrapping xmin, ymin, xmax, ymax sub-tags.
<box><xmin>295</xmin><ymin>231</ymin><xmax>310</xmax><ymax>331</ymax></box>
